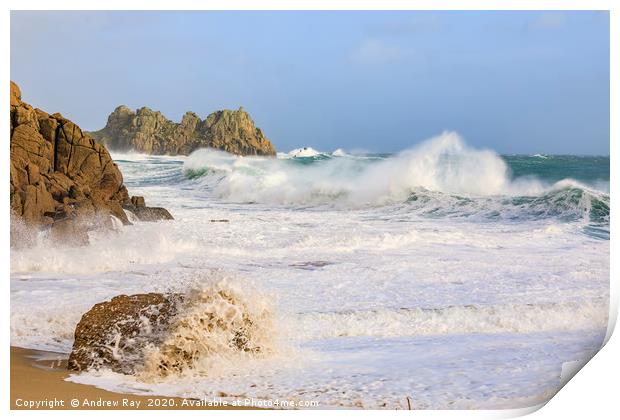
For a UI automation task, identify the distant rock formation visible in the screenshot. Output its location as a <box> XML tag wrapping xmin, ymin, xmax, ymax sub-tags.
<box><xmin>10</xmin><ymin>81</ymin><xmax>172</xmax><ymax>247</ymax></box>
<box><xmin>90</xmin><ymin>105</ymin><xmax>277</xmax><ymax>156</ymax></box>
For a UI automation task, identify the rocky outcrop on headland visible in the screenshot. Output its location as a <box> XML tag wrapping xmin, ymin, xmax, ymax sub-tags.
<box><xmin>89</xmin><ymin>105</ymin><xmax>276</xmax><ymax>156</ymax></box>
<box><xmin>10</xmin><ymin>81</ymin><xmax>172</xmax><ymax>247</ymax></box>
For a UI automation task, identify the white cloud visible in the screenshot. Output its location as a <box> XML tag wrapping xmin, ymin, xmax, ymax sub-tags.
<box><xmin>370</xmin><ymin>15</ymin><xmax>443</xmax><ymax>37</ymax></box>
<box><xmin>530</xmin><ymin>12</ymin><xmax>568</xmax><ymax>29</ymax></box>
<box><xmin>349</xmin><ymin>39</ymin><xmax>404</xmax><ymax>64</ymax></box>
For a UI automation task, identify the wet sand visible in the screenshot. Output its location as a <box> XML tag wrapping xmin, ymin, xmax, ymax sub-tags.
<box><xmin>10</xmin><ymin>346</ymin><xmax>250</xmax><ymax>410</ymax></box>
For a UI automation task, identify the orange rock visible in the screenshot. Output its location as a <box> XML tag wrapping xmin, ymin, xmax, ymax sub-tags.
<box><xmin>9</xmin><ymin>81</ymin><xmax>173</xmax><ymax>246</ymax></box>
<box><xmin>90</xmin><ymin>104</ymin><xmax>277</xmax><ymax>156</ymax></box>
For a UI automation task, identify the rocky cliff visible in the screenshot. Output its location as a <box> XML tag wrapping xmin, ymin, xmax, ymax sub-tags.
<box><xmin>90</xmin><ymin>105</ymin><xmax>276</xmax><ymax>156</ymax></box>
<box><xmin>10</xmin><ymin>81</ymin><xmax>172</xmax><ymax>247</ymax></box>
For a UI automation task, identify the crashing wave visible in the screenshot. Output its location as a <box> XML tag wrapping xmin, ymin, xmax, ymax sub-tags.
<box><xmin>139</xmin><ymin>280</ymin><xmax>276</xmax><ymax>379</ymax></box>
<box><xmin>180</xmin><ymin>132</ymin><xmax>609</xmax><ymax>226</ymax></box>
<box><xmin>284</xmin><ymin>147</ymin><xmax>323</xmax><ymax>158</ymax></box>
<box><xmin>404</xmin><ymin>183</ymin><xmax>609</xmax><ymax>225</ymax></box>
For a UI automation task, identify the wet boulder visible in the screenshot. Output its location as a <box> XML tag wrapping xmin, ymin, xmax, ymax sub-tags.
<box><xmin>68</xmin><ymin>293</ymin><xmax>179</xmax><ymax>374</ymax></box>
<box><xmin>68</xmin><ymin>286</ymin><xmax>273</xmax><ymax>377</ymax></box>
<box><xmin>123</xmin><ymin>195</ymin><xmax>174</xmax><ymax>222</ymax></box>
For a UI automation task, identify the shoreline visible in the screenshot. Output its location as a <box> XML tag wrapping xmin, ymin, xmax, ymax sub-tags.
<box><xmin>10</xmin><ymin>346</ymin><xmax>250</xmax><ymax>410</ymax></box>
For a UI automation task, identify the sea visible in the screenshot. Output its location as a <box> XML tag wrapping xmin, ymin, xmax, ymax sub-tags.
<box><xmin>10</xmin><ymin>132</ymin><xmax>610</xmax><ymax>409</ymax></box>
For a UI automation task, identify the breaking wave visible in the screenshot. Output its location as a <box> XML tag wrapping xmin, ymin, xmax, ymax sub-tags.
<box><xmin>182</xmin><ymin>132</ymin><xmax>609</xmax><ymax>226</ymax></box>
<box><xmin>139</xmin><ymin>280</ymin><xmax>276</xmax><ymax>379</ymax></box>
<box><xmin>292</xmin><ymin>299</ymin><xmax>609</xmax><ymax>341</ymax></box>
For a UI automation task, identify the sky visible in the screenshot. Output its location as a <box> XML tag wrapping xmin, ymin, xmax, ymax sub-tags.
<box><xmin>10</xmin><ymin>11</ymin><xmax>610</xmax><ymax>154</ymax></box>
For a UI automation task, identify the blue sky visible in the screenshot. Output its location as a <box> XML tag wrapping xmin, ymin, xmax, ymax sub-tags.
<box><xmin>11</xmin><ymin>11</ymin><xmax>609</xmax><ymax>154</ymax></box>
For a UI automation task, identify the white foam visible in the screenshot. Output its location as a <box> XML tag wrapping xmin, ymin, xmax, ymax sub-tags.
<box><xmin>68</xmin><ymin>329</ymin><xmax>605</xmax><ymax>409</ymax></box>
<box><xmin>11</xmin><ymin>222</ymin><xmax>197</xmax><ymax>275</ymax></box>
<box><xmin>110</xmin><ymin>151</ymin><xmax>188</xmax><ymax>162</ymax></box>
<box><xmin>291</xmin><ymin>300</ymin><xmax>609</xmax><ymax>341</ymax></box>
<box><xmin>285</xmin><ymin>147</ymin><xmax>322</xmax><ymax>157</ymax></box>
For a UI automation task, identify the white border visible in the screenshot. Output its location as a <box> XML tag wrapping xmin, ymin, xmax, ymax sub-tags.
<box><xmin>3</xmin><ymin>1</ymin><xmax>617</xmax><ymax>419</ymax></box>
<box><xmin>3</xmin><ymin>0</ymin><xmax>619</xmax><ymax>11</ymax></box>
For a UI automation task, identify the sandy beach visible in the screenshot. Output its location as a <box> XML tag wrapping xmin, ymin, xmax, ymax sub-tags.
<box><xmin>10</xmin><ymin>347</ymin><xmax>248</xmax><ymax>410</ymax></box>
